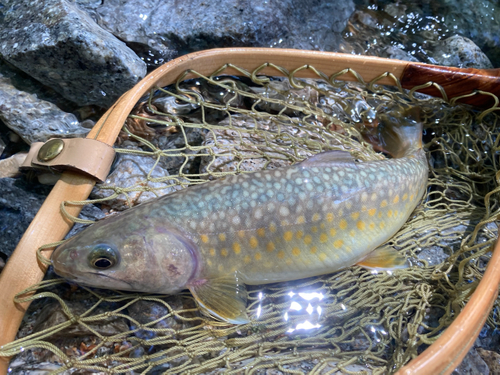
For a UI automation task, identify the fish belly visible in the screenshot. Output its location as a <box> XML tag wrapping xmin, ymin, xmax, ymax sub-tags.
<box><xmin>170</xmin><ymin>151</ymin><xmax>428</xmax><ymax>284</ymax></box>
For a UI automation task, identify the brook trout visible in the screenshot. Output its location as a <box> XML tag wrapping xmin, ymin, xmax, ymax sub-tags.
<box><xmin>52</xmin><ymin>112</ymin><xmax>428</xmax><ymax>324</ymax></box>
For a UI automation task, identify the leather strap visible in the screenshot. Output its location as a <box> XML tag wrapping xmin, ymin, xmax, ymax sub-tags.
<box><xmin>21</xmin><ymin>138</ymin><xmax>115</xmax><ymax>182</ymax></box>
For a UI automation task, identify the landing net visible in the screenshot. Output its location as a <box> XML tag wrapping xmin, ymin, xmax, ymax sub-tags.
<box><xmin>1</xmin><ymin>64</ymin><xmax>499</xmax><ymax>374</ymax></box>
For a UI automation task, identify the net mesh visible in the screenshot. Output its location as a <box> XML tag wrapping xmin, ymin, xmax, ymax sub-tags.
<box><xmin>1</xmin><ymin>63</ymin><xmax>500</xmax><ymax>374</ymax></box>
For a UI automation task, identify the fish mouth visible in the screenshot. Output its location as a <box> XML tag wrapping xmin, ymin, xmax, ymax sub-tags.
<box><xmin>85</xmin><ymin>272</ymin><xmax>136</xmax><ymax>290</ymax></box>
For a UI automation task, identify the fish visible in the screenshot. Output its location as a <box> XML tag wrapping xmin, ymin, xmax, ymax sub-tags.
<box><xmin>51</xmin><ymin>109</ymin><xmax>428</xmax><ymax>324</ymax></box>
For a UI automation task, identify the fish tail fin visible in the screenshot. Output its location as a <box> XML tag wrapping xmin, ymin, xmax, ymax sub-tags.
<box><xmin>363</xmin><ymin>106</ymin><xmax>423</xmax><ymax>158</ymax></box>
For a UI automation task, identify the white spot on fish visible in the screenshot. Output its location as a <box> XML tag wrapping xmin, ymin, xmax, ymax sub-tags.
<box><xmin>280</xmin><ymin>206</ymin><xmax>290</xmax><ymax>216</ymax></box>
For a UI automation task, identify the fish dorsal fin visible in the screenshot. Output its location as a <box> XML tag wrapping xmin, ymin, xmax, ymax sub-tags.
<box><xmin>188</xmin><ymin>274</ymin><xmax>249</xmax><ymax>324</ymax></box>
<box><xmin>301</xmin><ymin>150</ymin><xmax>355</xmax><ymax>167</ymax></box>
<box><xmin>356</xmin><ymin>246</ymin><xmax>409</xmax><ymax>270</ymax></box>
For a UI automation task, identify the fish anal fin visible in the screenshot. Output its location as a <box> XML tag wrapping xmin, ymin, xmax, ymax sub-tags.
<box><xmin>356</xmin><ymin>246</ymin><xmax>409</xmax><ymax>270</ymax></box>
<box><xmin>188</xmin><ymin>275</ymin><xmax>249</xmax><ymax>324</ymax></box>
<box><xmin>301</xmin><ymin>150</ymin><xmax>355</xmax><ymax>167</ymax></box>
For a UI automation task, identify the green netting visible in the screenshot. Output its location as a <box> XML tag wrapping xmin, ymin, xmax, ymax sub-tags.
<box><xmin>1</xmin><ymin>63</ymin><xmax>499</xmax><ymax>374</ymax></box>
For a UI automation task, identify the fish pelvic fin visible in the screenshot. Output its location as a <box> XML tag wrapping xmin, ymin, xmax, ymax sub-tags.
<box><xmin>188</xmin><ymin>274</ymin><xmax>249</xmax><ymax>324</ymax></box>
<box><xmin>356</xmin><ymin>245</ymin><xmax>409</xmax><ymax>271</ymax></box>
<box><xmin>363</xmin><ymin>106</ymin><xmax>423</xmax><ymax>159</ymax></box>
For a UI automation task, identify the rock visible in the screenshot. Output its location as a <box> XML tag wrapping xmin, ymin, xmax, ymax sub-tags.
<box><xmin>0</xmin><ymin>0</ymin><xmax>147</xmax><ymax>107</ymax></box>
<box><xmin>0</xmin><ymin>178</ymin><xmax>51</xmax><ymax>260</ymax></box>
<box><xmin>127</xmin><ymin>297</ymin><xmax>198</xmax><ymax>340</ymax></box>
<box><xmin>477</xmin><ymin>348</ymin><xmax>500</xmax><ymax>374</ymax></box>
<box><xmin>33</xmin><ymin>300</ymin><xmax>129</xmax><ymax>338</ymax></box>
<box><xmin>382</xmin><ymin>46</ymin><xmax>419</xmax><ymax>62</ymax></box>
<box><xmin>0</xmin><ymin>74</ymin><xmax>88</xmax><ymax>144</ymax></box>
<box><xmin>199</xmin><ymin>115</ymin><xmax>319</xmax><ymax>176</ymax></box>
<box><xmin>65</xmin><ymin>204</ymin><xmax>106</xmax><ymax>239</ymax></box>
<box><xmin>452</xmin><ymin>347</ymin><xmax>489</xmax><ymax>375</ymax></box>
<box><xmin>440</xmin><ymin>0</ymin><xmax>500</xmax><ymax>67</ymax></box>
<box><xmin>91</xmin><ymin>144</ymin><xmax>182</xmax><ymax>210</ymax></box>
<box><xmin>431</xmin><ymin>35</ymin><xmax>493</xmax><ymax>69</ymax></box>
<box><xmin>91</xmin><ymin>0</ymin><xmax>354</xmax><ymax>56</ymax></box>
<box><xmin>417</xmin><ymin>246</ymin><xmax>449</xmax><ymax>266</ymax></box>
<box><xmin>0</xmin><ymin>152</ymin><xmax>27</xmax><ymax>178</ymax></box>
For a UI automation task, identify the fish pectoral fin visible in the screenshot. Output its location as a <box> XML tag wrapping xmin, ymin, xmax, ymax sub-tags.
<box><xmin>356</xmin><ymin>246</ymin><xmax>409</xmax><ymax>270</ymax></box>
<box><xmin>301</xmin><ymin>150</ymin><xmax>356</xmax><ymax>167</ymax></box>
<box><xmin>188</xmin><ymin>275</ymin><xmax>249</xmax><ymax>324</ymax></box>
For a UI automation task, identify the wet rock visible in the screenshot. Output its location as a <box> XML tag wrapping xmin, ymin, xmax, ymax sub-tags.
<box><xmin>0</xmin><ymin>75</ymin><xmax>88</xmax><ymax>144</ymax></box>
<box><xmin>431</xmin><ymin>35</ymin><xmax>493</xmax><ymax>69</ymax></box>
<box><xmin>127</xmin><ymin>297</ymin><xmax>198</xmax><ymax>340</ymax></box>
<box><xmin>33</xmin><ymin>300</ymin><xmax>129</xmax><ymax>338</ymax></box>
<box><xmin>477</xmin><ymin>348</ymin><xmax>500</xmax><ymax>374</ymax></box>
<box><xmin>417</xmin><ymin>246</ymin><xmax>449</xmax><ymax>266</ymax></box>
<box><xmin>92</xmin><ymin>0</ymin><xmax>354</xmax><ymax>56</ymax></box>
<box><xmin>0</xmin><ymin>0</ymin><xmax>147</xmax><ymax>107</ymax></box>
<box><xmin>0</xmin><ymin>178</ymin><xmax>51</xmax><ymax>260</ymax></box>
<box><xmin>199</xmin><ymin>115</ymin><xmax>318</xmax><ymax>176</ymax></box>
<box><xmin>0</xmin><ymin>152</ymin><xmax>27</xmax><ymax>178</ymax></box>
<box><xmin>382</xmin><ymin>46</ymin><xmax>419</xmax><ymax>62</ymax></box>
<box><xmin>65</xmin><ymin>204</ymin><xmax>106</xmax><ymax>239</ymax></box>
<box><xmin>91</xmin><ymin>143</ymin><xmax>182</xmax><ymax>210</ymax></box>
<box><xmin>440</xmin><ymin>0</ymin><xmax>500</xmax><ymax>67</ymax></box>
<box><xmin>452</xmin><ymin>346</ymin><xmax>489</xmax><ymax>375</ymax></box>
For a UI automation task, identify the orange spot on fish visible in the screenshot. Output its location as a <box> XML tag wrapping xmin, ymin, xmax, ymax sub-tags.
<box><xmin>221</xmin><ymin>248</ymin><xmax>229</xmax><ymax>257</ymax></box>
<box><xmin>218</xmin><ymin>233</ymin><xmax>226</xmax><ymax>241</ymax></box>
<box><xmin>244</xmin><ymin>255</ymin><xmax>251</xmax><ymax>264</ymax></box>
<box><xmin>310</xmin><ymin>246</ymin><xmax>318</xmax><ymax>254</ymax></box>
<box><xmin>269</xmin><ymin>223</ymin><xmax>277</xmax><ymax>233</ymax></box>
<box><xmin>304</xmin><ymin>235</ymin><xmax>312</xmax><ymax>245</ymax></box>
<box><xmin>403</xmin><ymin>193</ymin><xmax>408</xmax><ymax>201</ymax></box>
<box><xmin>292</xmin><ymin>247</ymin><xmax>301</xmax><ymax>256</ymax></box>
<box><xmin>232</xmin><ymin>243</ymin><xmax>240</xmax><ymax>254</ymax></box>
<box><xmin>351</xmin><ymin>212</ymin><xmax>360</xmax><ymax>220</ymax></box>
<box><xmin>277</xmin><ymin>250</ymin><xmax>285</xmax><ymax>259</ymax></box>
<box><xmin>339</xmin><ymin>219</ymin><xmax>347</xmax><ymax>230</ymax></box>
<box><xmin>319</xmin><ymin>253</ymin><xmax>327</xmax><ymax>261</ymax></box>
<box><xmin>249</xmin><ymin>236</ymin><xmax>258</xmax><ymax>249</ymax></box>
<box><xmin>255</xmin><ymin>252</ymin><xmax>262</xmax><ymax>261</ymax></box>
<box><xmin>312</xmin><ymin>213</ymin><xmax>321</xmax><ymax>222</ymax></box>
<box><xmin>257</xmin><ymin>228</ymin><xmax>266</xmax><ymax>237</ymax></box>
<box><xmin>284</xmin><ymin>231</ymin><xmax>293</xmax><ymax>241</ymax></box>
<box><xmin>368</xmin><ymin>208</ymin><xmax>376</xmax><ymax>216</ymax></box>
<box><xmin>380</xmin><ymin>222</ymin><xmax>385</xmax><ymax>229</ymax></box>
<box><xmin>330</xmin><ymin>228</ymin><xmax>336</xmax><ymax>237</ymax></box>
<box><xmin>334</xmin><ymin>239</ymin><xmax>343</xmax><ymax>248</ymax></box>
<box><xmin>296</xmin><ymin>216</ymin><xmax>306</xmax><ymax>224</ymax></box>
<box><xmin>350</xmin><ymin>230</ymin><xmax>356</xmax><ymax>237</ymax></box>
<box><xmin>380</xmin><ymin>200</ymin><xmax>388</xmax><ymax>208</ymax></box>
<box><xmin>209</xmin><ymin>248</ymin><xmax>216</xmax><ymax>256</ymax></box>
<box><xmin>326</xmin><ymin>213</ymin><xmax>334</xmax><ymax>222</ymax></box>
<box><xmin>393</xmin><ymin>195</ymin><xmax>400</xmax><ymax>204</ymax></box>
<box><xmin>388</xmin><ymin>210</ymin><xmax>393</xmax><ymax>218</ymax></box>
<box><xmin>238</xmin><ymin>230</ymin><xmax>245</xmax><ymax>238</ymax></box>
<box><xmin>311</xmin><ymin>226</ymin><xmax>318</xmax><ymax>233</ymax></box>
<box><xmin>369</xmin><ymin>223</ymin><xmax>375</xmax><ymax>230</ymax></box>
<box><xmin>266</xmin><ymin>242</ymin><xmax>275</xmax><ymax>252</ymax></box>
<box><xmin>296</xmin><ymin>230</ymin><xmax>304</xmax><ymax>239</ymax></box>
<box><xmin>320</xmin><ymin>233</ymin><xmax>328</xmax><ymax>243</ymax></box>
<box><xmin>357</xmin><ymin>221</ymin><xmax>365</xmax><ymax>230</ymax></box>
<box><xmin>200</xmin><ymin>235</ymin><xmax>209</xmax><ymax>243</ymax></box>
<box><xmin>410</xmin><ymin>194</ymin><xmax>414</xmax><ymax>201</ymax></box>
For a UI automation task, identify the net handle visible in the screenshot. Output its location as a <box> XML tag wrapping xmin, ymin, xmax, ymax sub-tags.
<box><xmin>0</xmin><ymin>47</ymin><xmax>499</xmax><ymax>374</ymax></box>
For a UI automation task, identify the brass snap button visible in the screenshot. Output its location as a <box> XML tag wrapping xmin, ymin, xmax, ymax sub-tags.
<box><xmin>38</xmin><ymin>139</ymin><xmax>65</xmax><ymax>162</ymax></box>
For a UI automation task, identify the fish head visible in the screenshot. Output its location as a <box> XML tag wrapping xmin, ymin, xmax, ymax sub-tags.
<box><xmin>51</xmin><ymin>214</ymin><xmax>197</xmax><ymax>294</ymax></box>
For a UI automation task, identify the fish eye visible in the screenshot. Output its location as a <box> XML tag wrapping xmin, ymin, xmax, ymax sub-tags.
<box><xmin>88</xmin><ymin>244</ymin><xmax>119</xmax><ymax>270</ymax></box>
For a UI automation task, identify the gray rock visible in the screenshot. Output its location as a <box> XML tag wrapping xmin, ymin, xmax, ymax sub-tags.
<box><xmin>92</xmin><ymin>0</ymin><xmax>354</xmax><ymax>56</ymax></box>
<box><xmin>0</xmin><ymin>178</ymin><xmax>51</xmax><ymax>259</ymax></box>
<box><xmin>452</xmin><ymin>347</ymin><xmax>489</xmax><ymax>375</ymax></box>
<box><xmin>441</xmin><ymin>0</ymin><xmax>500</xmax><ymax>67</ymax></box>
<box><xmin>431</xmin><ymin>35</ymin><xmax>493</xmax><ymax>69</ymax></box>
<box><xmin>91</xmin><ymin>144</ymin><xmax>182</xmax><ymax>210</ymax></box>
<box><xmin>382</xmin><ymin>46</ymin><xmax>419</xmax><ymax>63</ymax></box>
<box><xmin>0</xmin><ymin>74</ymin><xmax>88</xmax><ymax>144</ymax></box>
<box><xmin>33</xmin><ymin>300</ymin><xmax>129</xmax><ymax>337</ymax></box>
<box><xmin>0</xmin><ymin>0</ymin><xmax>147</xmax><ymax>107</ymax></box>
